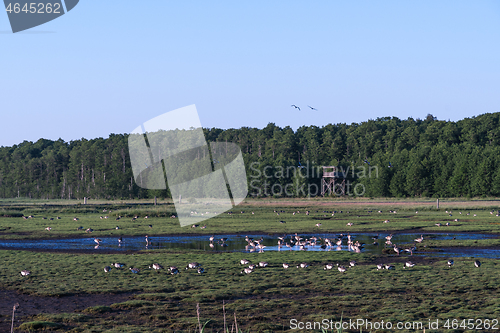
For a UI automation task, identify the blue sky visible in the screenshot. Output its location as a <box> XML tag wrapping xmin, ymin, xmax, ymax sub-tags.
<box><xmin>1</xmin><ymin>1</ymin><xmax>499</xmax><ymax>147</ymax></box>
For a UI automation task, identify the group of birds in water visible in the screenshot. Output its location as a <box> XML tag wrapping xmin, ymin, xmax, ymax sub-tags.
<box><xmin>233</xmin><ymin>231</ymin><xmax>421</xmax><ymax>255</ymax></box>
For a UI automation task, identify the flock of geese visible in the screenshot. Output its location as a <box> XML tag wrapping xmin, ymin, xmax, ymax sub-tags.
<box><xmin>236</xmin><ymin>232</ymin><xmax>419</xmax><ymax>255</ymax></box>
<box><xmin>102</xmin><ymin>261</ymin><xmax>205</xmax><ymax>275</ymax></box>
<box><xmin>18</xmin><ymin>208</ymin><xmax>493</xmax><ymax>277</ymax></box>
<box><xmin>17</xmin><ymin>257</ymin><xmax>483</xmax><ymax>277</ymax></box>
<box><xmin>238</xmin><ymin>257</ymin><xmax>483</xmax><ymax>275</ymax></box>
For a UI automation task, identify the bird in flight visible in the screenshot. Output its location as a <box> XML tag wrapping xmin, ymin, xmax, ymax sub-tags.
<box><xmin>291</xmin><ymin>105</ymin><xmax>300</xmax><ymax>111</ymax></box>
<box><xmin>307</xmin><ymin>105</ymin><xmax>318</xmax><ymax>111</ymax></box>
<box><xmin>388</xmin><ymin>162</ymin><xmax>393</xmax><ymax>168</ymax></box>
<box><xmin>364</xmin><ymin>159</ymin><xmax>370</xmax><ymax>165</ymax></box>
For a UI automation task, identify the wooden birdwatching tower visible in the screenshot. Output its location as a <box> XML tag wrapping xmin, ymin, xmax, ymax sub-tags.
<box><xmin>321</xmin><ymin>166</ymin><xmax>346</xmax><ymax>196</ymax></box>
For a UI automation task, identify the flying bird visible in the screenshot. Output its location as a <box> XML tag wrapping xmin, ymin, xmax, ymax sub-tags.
<box><xmin>307</xmin><ymin>105</ymin><xmax>317</xmax><ymax>111</ymax></box>
<box><xmin>291</xmin><ymin>105</ymin><xmax>300</xmax><ymax>111</ymax></box>
<box><xmin>388</xmin><ymin>162</ymin><xmax>393</xmax><ymax>168</ymax></box>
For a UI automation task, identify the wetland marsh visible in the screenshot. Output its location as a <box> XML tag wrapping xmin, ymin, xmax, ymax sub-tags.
<box><xmin>1</xmin><ymin>198</ymin><xmax>500</xmax><ymax>332</ymax></box>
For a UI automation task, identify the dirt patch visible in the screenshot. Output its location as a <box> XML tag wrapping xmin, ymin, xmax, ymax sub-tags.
<box><xmin>0</xmin><ymin>290</ymin><xmax>134</xmax><ymax>332</ymax></box>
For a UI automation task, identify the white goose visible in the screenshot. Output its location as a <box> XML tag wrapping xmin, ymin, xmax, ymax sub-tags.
<box><xmin>150</xmin><ymin>263</ymin><xmax>164</xmax><ymax>271</ymax></box>
<box><xmin>241</xmin><ymin>267</ymin><xmax>253</xmax><ymax>274</ymax></box>
<box><xmin>404</xmin><ymin>261</ymin><xmax>415</xmax><ymax>268</ymax></box>
<box><xmin>297</xmin><ymin>262</ymin><xmax>309</xmax><ymax>269</ymax></box>
<box><xmin>186</xmin><ymin>262</ymin><xmax>200</xmax><ymax>269</ymax></box>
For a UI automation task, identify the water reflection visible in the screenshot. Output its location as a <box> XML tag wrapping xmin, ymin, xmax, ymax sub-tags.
<box><xmin>0</xmin><ymin>233</ymin><xmax>498</xmax><ymax>258</ymax></box>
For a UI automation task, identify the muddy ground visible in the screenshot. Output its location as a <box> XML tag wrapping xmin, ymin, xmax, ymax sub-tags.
<box><xmin>0</xmin><ymin>289</ymin><xmax>134</xmax><ymax>332</ymax></box>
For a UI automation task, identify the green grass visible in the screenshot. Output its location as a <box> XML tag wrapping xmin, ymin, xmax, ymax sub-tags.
<box><xmin>1</xmin><ymin>198</ymin><xmax>500</xmax><ymax>332</ymax></box>
<box><xmin>1</xmin><ymin>198</ymin><xmax>500</xmax><ymax>240</ymax></box>
<box><xmin>2</xmin><ymin>248</ymin><xmax>500</xmax><ymax>332</ymax></box>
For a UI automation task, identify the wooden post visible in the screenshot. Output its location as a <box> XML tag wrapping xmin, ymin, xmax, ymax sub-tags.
<box><xmin>437</xmin><ymin>198</ymin><xmax>439</xmax><ymax>209</ymax></box>
<box><xmin>84</xmin><ymin>197</ymin><xmax>87</xmax><ymax>205</ymax></box>
<box><xmin>179</xmin><ymin>195</ymin><xmax>182</xmax><ymax>204</ymax></box>
<box><xmin>154</xmin><ymin>196</ymin><xmax>157</xmax><ymax>206</ymax></box>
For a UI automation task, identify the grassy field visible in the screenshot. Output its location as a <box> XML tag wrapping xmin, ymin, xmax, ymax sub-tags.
<box><xmin>3</xmin><ymin>249</ymin><xmax>500</xmax><ymax>332</ymax></box>
<box><xmin>1</xmin><ymin>198</ymin><xmax>500</xmax><ymax>332</ymax></box>
<box><xmin>1</xmin><ymin>197</ymin><xmax>500</xmax><ymax>240</ymax></box>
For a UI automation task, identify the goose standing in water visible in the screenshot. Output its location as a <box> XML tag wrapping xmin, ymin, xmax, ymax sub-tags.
<box><xmin>404</xmin><ymin>244</ymin><xmax>417</xmax><ymax>256</ymax></box>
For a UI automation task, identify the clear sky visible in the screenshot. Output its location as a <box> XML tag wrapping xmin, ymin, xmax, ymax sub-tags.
<box><xmin>1</xmin><ymin>1</ymin><xmax>499</xmax><ymax>147</ymax></box>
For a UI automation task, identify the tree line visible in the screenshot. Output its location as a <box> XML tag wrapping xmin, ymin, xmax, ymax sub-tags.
<box><xmin>1</xmin><ymin>113</ymin><xmax>500</xmax><ymax>200</ymax></box>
